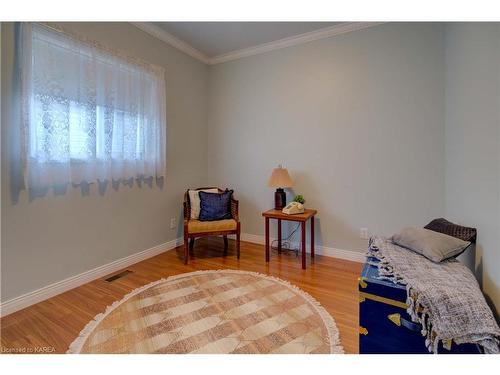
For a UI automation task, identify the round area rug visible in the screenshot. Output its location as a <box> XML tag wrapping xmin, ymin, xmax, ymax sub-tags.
<box><xmin>68</xmin><ymin>270</ymin><xmax>343</xmax><ymax>354</ymax></box>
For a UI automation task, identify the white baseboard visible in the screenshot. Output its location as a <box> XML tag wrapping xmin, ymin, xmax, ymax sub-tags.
<box><xmin>1</xmin><ymin>233</ymin><xmax>365</xmax><ymax>317</ymax></box>
<box><xmin>0</xmin><ymin>237</ymin><xmax>183</xmax><ymax>317</ymax></box>
<box><xmin>241</xmin><ymin>233</ymin><xmax>366</xmax><ymax>263</ymax></box>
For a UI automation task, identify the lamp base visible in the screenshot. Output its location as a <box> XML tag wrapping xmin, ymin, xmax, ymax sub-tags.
<box><xmin>274</xmin><ymin>188</ymin><xmax>286</xmax><ymax>210</ymax></box>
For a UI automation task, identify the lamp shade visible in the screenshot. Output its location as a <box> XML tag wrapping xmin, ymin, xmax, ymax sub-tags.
<box><xmin>268</xmin><ymin>166</ymin><xmax>294</xmax><ymax>188</ymax></box>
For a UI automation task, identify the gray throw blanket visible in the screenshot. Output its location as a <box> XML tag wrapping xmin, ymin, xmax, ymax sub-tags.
<box><xmin>368</xmin><ymin>236</ymin><xmax>500</xmax><ymax>354</ymax></box>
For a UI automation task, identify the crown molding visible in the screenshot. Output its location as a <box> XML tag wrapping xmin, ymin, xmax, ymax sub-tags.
<box><xmin>208</xmin><ymin>22</ymin><xmax>385</xmax><ymax>65</ymax></box>
<box><xmin>131</xmin><ymin>22</ymin><xmax>210</xmax><ymax>64</ymax></box>
<box><xmin>131</xmin><ymin>22</ymin><xmax>385</xmax><ymax>66</ymax></box>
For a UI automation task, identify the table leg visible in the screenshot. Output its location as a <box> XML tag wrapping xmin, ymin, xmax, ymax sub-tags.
<box><xmin>277</xmin><ymin>219</ymin><xmax>282</xmax><ymax>254</ymax></box>
<box><xmin>301</xmin><ymin>221</ymin><xmax>306</xmax><ymax>269</ymax></box>
<box><xmin>265</xmin><ymin>217</ymin><xmax>270</xmax><ymax>262</ymax></box>
<box><xmin>311</xmin><ymin>216</ymin><xmax>315</xmax><ymax>259</ymax></box>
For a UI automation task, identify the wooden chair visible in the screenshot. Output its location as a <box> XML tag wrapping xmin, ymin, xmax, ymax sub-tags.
<box><xmin>183</xmin><ymin>187</ymin><xmax>241</xmax><ymax>264</ymax></box>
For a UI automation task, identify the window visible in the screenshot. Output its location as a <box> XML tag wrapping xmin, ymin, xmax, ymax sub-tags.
<box><xmin>20</xmin><ymin>23</ymin><xmax>166</xmax><ymax>191</ymax></box>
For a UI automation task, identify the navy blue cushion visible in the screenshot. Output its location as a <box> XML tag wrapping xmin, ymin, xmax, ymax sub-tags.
<box><xmin>199</xmin><ymin>190</ymin><xmax>233</xmax><ymax>221</ymax></box>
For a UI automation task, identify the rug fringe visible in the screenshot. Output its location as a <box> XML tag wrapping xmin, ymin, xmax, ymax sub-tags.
<box><xmin>67</xmin><ymin>269</ymin><xmax>344</xmax><ymax>354</ymax></box>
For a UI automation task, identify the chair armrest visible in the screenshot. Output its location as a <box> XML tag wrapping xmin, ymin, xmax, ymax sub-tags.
<box><xmin>231</xmin><ymin>198</ymin><xmax>239</xmax><ymax>221</ymax></box>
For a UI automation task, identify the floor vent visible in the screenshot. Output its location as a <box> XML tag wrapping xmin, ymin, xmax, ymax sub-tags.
<box><xmin>105</xmin><ymin>270</ymin><xmax>133</xmax><ymax>282</ymax></box>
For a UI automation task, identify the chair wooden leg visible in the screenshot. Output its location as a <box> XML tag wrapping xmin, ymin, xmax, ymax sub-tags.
<box><xmin>189</xmin><ymin>238</ymin><xmax>195</xmax><ymax>252</ymax></box>
<box><xmin>184</xmin><ymin>237</ymin><xmax>189</xmax><ymax>265</ymax></box>
<box><xmin>223</xmin><ymin>235</ymin><xmax>228</xmax><ymax>255</ymax></box>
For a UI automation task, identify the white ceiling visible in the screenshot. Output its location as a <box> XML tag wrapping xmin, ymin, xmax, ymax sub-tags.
<box><xmin>153</xmin><ymin>22</ymin><xmax>339</xmax><ymax>57</ymax></box>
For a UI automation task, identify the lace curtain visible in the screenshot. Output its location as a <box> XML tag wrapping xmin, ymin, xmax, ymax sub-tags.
<box><xmin>19</xmin><ymin>23</ymin><xmax>167</xmax><ymax>192</ymax></box>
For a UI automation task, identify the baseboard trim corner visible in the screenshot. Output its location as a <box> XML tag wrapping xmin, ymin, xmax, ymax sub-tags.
<box><xmin>241</xmin><ymin>233</ymin><xmax>366</xmax><ymax>263</ymax></box>
<box><xmin>0</xmin><ymin>237</ymin><xmax>183</xmax><ymax>317</ymax></box>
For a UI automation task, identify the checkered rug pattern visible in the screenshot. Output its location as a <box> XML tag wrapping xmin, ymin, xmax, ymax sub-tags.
<box><xmin>68</xmin><ymin>270</ymin><xmax>343</xmax><ymax>354</ymax></box>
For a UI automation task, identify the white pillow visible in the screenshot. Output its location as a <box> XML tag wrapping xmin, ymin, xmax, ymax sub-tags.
<box><xmin>392</xmin><ymin>227</ymin><xmax>471</xmax><ymax>263</ymax></box>
<box><xmin>188</xmin><ymin>189</ymin><xmax>219</xmax><ymax>219</ymax></box>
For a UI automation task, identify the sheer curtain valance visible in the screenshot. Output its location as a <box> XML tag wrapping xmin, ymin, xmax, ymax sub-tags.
<box><xmin>20</xmin><ymin>23</ymin><xmax>167</xmax><ymax>192</ymax></box>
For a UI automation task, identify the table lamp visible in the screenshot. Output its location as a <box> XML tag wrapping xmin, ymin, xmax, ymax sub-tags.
<box><xmin>268</xmin><ymin>165</ymin><xmax>294</xmax><ymax>210</ymax></box>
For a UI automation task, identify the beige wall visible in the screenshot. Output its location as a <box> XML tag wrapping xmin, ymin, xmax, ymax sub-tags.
<box><xmin>1</xmin><ymin>22</ymin><xmax>208</xmax><ymax>301</ymax></box>
<box><xmin>444</xmin><ymin>23</ymin><xmax>500</xmax><ymax>314</ymax></box>
<box><xmin>207</xmin><ymin>23</ymin><xmax>446</xmax><ymax>253</ymax></box>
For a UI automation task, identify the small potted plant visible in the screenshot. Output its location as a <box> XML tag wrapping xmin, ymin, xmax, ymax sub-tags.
<box><xmin>293</xmin><ymin>195</ymin><xmax>305</xmax><ymax>205</ymax></box>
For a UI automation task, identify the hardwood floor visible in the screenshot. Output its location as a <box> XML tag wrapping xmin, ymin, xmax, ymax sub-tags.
<box><xmin>0</xmin><ymin>238</ymin><xmax>363</xmax><ymax>354</ymax></box>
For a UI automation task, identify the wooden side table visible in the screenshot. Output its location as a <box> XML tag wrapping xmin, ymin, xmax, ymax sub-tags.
<box><xmin>262</xmin><ymin>208</ymin><xmax>318</xmax><ymax>269</ymax></box>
